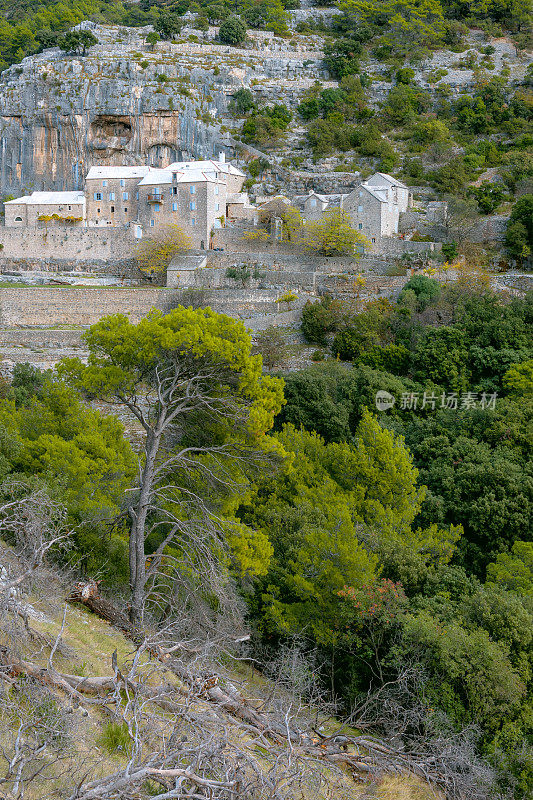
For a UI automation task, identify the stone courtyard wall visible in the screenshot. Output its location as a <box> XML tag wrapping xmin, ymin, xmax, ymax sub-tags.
<box><xmin>0</xmin><ymin>226</ymin><xmax>137</xmax><ymax>263</ymax></box>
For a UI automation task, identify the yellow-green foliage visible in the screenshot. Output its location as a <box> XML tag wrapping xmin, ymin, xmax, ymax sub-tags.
<box><xmin>301</xmin><ymin>209</ymin><xmax>369</xmax><ymax>256</ymax></box>
<box><xmin>242</xmin><ymin>230</ymin><xmax>270</xmax><ymax>241</ymax></box>
<box><xmin>503</xmin><ymin>359</ymin><xmax>533</xmax><ymax>397</ymax></box>
<box><xmin>135</xmin><ymin>224</ymin><xmax>192</xmax><ymax>275</ymax></box>
<box><xmin>278</xmin><ymin>291</ymin><xmax>298</xmax><ymax>308</ymax></box>
<box><xmin>59</xmin><ymin>307</ymin><xmax>285</xmax><ymax>439</ymax></box>
<box><xmin>0</xmin><ymin>381</ymin><xmax>135</xmax><ymax>518</ymax></box>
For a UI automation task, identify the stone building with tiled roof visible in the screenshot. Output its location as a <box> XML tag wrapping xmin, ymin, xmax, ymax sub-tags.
<box><xmin>6</xmin><ymin>156</ymin><xmax>249</xmax><ymax>249</ymax></box>
<box><xmin>5</xmin><ymin>191</ymin><xmax>86</xmax><ymax>227</ymax></box>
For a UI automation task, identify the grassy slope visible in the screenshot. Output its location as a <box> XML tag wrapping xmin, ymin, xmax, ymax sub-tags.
<box><xmin>0</xmin><ymin>546</ymin><xmax>440</xmax><ymax>800</ymax></box>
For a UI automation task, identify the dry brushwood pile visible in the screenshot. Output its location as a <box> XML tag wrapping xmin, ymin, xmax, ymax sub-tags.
<box><xmin>0</xmin><ymin>488</ymin><xmax>491</xmax><ymax>800</ymax></box>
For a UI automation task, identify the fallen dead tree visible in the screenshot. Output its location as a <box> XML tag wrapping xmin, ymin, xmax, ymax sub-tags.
<box><xmin>67</xmin><ymin>580</ymin><xmax>142</xmax><ymax>641</ymax></box>
<box><xmin>64</xmin><ymin>580</ymin><xmax>492</xmax><ymax>799</ymax></box>
<box><xmin>67</xmin><ymin>579</ymin><xmax>285</xmax><ymax>739</ymax></box>
<box><xmin>0</xmin><ymin>642</ymin><xmax>325</xmax><ymax>800</ymax></box>
<box><xmin>0</xmin><ymin>643</ymin><xmax>426</xmax><ymax>783</ymax></box>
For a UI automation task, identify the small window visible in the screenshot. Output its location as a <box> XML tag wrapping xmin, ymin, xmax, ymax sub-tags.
<box><xmin>172</xmin><ymin>202</ymin><xmax>178</xmax><ymax>211</ymax></box>
<box><xmin>359</xmin><ymin>191</ymin><xmax>363</xmax><ymax>197</ymax></box>
<box><xmin>191</xmin><ymin>218</ymin><xmax>196</xmax><ymax>226</ymax></box>
<box><xmin>214</xmin><ymin>186</ymin><xmax>219</xmax><ymax>195</ymax></box>
<box><xmin>14</xmin><ymin>216</ymin><xmax>22</xmax><ymax>221</ymax></box>
<box><xmin>309</xmin><ymin>198</ymin><xmax>316</xmax><ymax>208</ymax></box>
<box><xmin>358</xmin><ymin>205</ymin><xmax>363</xmax><ymax>213</ymax></box>
<box><xmin>109</xmin><ymin>192</ymin><xmax>115</xmax><ymax>201</ymax></box>
<box><xmin>173</xmin><ymin>186</ymin><xmax>178</xmax><ymax>195</ymax></box>
<box><xmin>150</xmin><ymin>219</ymin><xmax>155</xmax><ymax>227</ymax></box>
<box><xmin>154</xmin><ymin>203</ymin><xmax>160</xmax><ymax>212</ymax></box>
<box><xmin>136</xmin><ymin>191</ymin><xmax>139</xmax><ymax>200</ymax></box>
<box><xmin>190</xmin><ymin>186</ymin><xmax>196</xmax><ymax>194</ymax></box>
<box><xmin>214</xmin><ymin>218</ymin><xmax>221</xmax><ymax>229</ymax></box>
<box><xmin>102</xmin><ymin>180</ymin><xmax>108</xmax><ymax>187</ymax></box>
<box><xmin>120</xmin><ymin>179</ymin><xmax>125</xmax><ymax>187</ymax></box>
<box><xmin>95</xmin><ymin>192</ymin><xmax>102</xmax><ymax>201</ymax></box>
<box><xmin>358</xmin><ymin>223</ymin><xmax>363</xmax><ymax>230</ymax></box>
<box><xmin>122</xmin><ymin>192</ymin><xmax>128</xmax><ymax>200</ymax></box>
<box><xmin>68</xmin><ymin>205</ymin><xmax>71</xmax><ymax>211</ymax></box>
<box><xmin>97</xmin><ymin>208</ymin><xmax>101</xmax><ymax>213</ymax></box>
<box><xmin>111</xmin><ymin>206</ymin><xmax>115</xmax><ymax>213</ymax></box>
<box><xmin>190</xmin><ymin>201</ymin><xmax>196</xmax><ymax>211</ymax></box>
<box><xmin>372</xmin><ymin>237</ymin><xmax>376</xmax><ymax>243</ymax></box>
<box><xmin>215</xmin><ymin>202</ymin><xmax>220</xmax><ymax>211</ymax></box>
<box><xmin>124</xmin><ymin>207</ymin><xmax>128</xmax><ymax>213</ymax></box>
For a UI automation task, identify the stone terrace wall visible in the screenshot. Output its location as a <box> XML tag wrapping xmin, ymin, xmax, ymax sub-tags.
<box><xmin>0</xmin><ymin>328</ymin><xmax>84</xmax><ymax>347</ymax></box>
<box><xmin>0</xmin><ymin>327</ymin><xmax>86</xmax><ymax>367</ymax></box>
<box><xmin>206</xmin><ymin>249</ymin><xmax>365</xmax><ymax>272</ymax></box>
<box><xmin>0</xmin><ymin>226</ymin><xmax>137</xmax><ymax>263</ymax></box>
<box><xmin>0</xmin><ymin>286</ymin><xmax>308</xmax><ymax>327</ymax></box>
<box><xmin>170</xmin><ymin>266</ymin><xmax>317</xmax><ymax>290</ymax></box>
<box><xmin>378</xmin><ymin>239</ymin><xmax>442</xmax><ymax>256</ymax></box>
<box><xmin>0</xmin><ymin>287</ymin><xmax>170</xmax><ymax>326</ymax></box>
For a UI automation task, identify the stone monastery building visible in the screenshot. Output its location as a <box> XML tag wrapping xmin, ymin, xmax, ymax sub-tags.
<box><xmin>5</xmin><ymin>155</ymin><xmax>249</xmax><ymax>250</ymax></box>
<box><xmin>293</xmin><ymin>173</ymin><xmax>411</xmax><ymax>246</ymax></box>
<box><xmin>5</xmin><ymin>159</ymin><xmax>411</xmax><ymax>250</ymax></box>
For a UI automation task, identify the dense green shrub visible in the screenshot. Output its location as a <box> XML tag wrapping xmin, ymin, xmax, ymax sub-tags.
<box><xmin>300</xmin><ymin>295</ymin><xmax>344</xmax><ymax>344</ymax></box>
<box><xmin>505</xmin><ymin>195</ymin><xmax>533</xmax><ymax>263</ymax></box>
<box><xmin>323</xmin><ymin>38</ymin><xmax>362</xmax><ymax>78</ymax></box>
<box><xmin>242</xmin><ymin>104</ymin><xmax>292</xmax><ymax>146</ymax></box>
<box><xmin>219</xmin><ymin>15</ymin><xmax>247</xmax><ymax>45</ymax></box>
<box><xmin>398</xmin><ymin>275</ymin><xmax>442</xmax><ymax>310</ymax></box>
<box><xmin>229</xmin><ymin>87</ymin><xmax>255</xmax><ymax>115</ymax></box>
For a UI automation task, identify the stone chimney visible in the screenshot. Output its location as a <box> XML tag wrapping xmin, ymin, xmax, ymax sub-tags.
<box><xmin>218</xmin><ymin>151</ymin><xmax>226</xmax><ymax>163</ymax></box>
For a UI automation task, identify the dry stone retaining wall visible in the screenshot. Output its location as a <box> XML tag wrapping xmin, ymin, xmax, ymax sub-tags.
<box><xmin>0</xmin><ymin>287</ymin><xmax>169</xmax><ymax>326</ymax></box>
<box><xmin>0</xmin><ymin>285</ymin><xmax>309</xmax><ymax>327</ymax></box>
<box><xmin>0</xmin><ymin>226</ymin><xmax>136</xmax><ymax>263</ymax></box>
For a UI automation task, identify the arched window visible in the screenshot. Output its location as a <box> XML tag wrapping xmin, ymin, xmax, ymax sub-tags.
<box><xmin>14</xmin><ymin>216</ymin><xmax>22</xmax><ymax>222</ymax></box>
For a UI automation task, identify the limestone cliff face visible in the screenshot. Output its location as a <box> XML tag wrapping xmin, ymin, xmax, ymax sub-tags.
<box><xmin>0</xmin><ymin>23</ymin><xmax>326</xmax><ymax>197</ymax></box>
<box><xmin>0</xmin><ymin>26</ymin><xmax>232</xmax><ymax>196</ymax></box>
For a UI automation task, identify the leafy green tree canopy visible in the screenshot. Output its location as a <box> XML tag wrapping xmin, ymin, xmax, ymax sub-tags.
<box><xmin>241</xmin><ymin>412</ymin><xmax>438</xmax><ymax>640</ymax></box>
<box><xmin>59</xmin><ymin>308</ymin><xmax>285</xmax><ymax>440</ymax></box>
<box><xmin>0</xmin><ymin>380</ymin><xmax>135</xmax><ymax>519</ymax></box>
<box><xmin>505</xmin><ymin>195</ymin><xmax>533</xmax><ymax>262</ymax></box>
<box><xmin>486</xmin><ymin>541</ymin><xmax>533</xmax><ymax>596</ymax></box>
<box><xmin>57</xmin><ymin>29</ymin><xmax>98</xmax><ymax>55</ymax></box>
<box><xmin>219</xmin><ymin>15</ymin><xmax>247</xmax><ymax>45</ymax></box>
